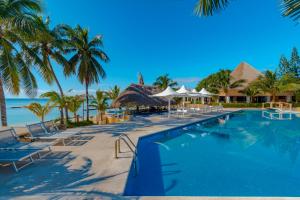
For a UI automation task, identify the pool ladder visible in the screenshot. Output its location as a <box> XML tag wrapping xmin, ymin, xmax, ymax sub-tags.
<box><xmin>262</xmin><ymin>110</ymin><xmax>292</xmax><ymax>120</ymax></box>
<box><xmin>115</xmin><ymin>134</ymin><xmax>139</xmax><ymax>176</ymax></box>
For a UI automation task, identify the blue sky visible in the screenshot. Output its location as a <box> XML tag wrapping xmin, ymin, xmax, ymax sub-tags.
<box><xmin>8</xmin><ymin>0</ymin><xmax>300</xmax><ymax>97</ymax></box>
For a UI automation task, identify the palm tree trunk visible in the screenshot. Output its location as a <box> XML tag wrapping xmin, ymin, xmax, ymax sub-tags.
<box><xmin>85</xmin><ymin>81</ymin><xmax>89</xmax><ymax>121</ymax></box>
<box><xmin>48</xmin><ymin>61</ymin><xmax>67</xmax><ymax>125</ymax></box>
<box><xmin>74</xmin><ymin>112</ymin><xmax>77</xmax><ymax>123</ymax></box>
<box><xmin>0</xmin><ymin>79</ymin><xmax>7</xmax><ymax>126</ymax></box>
<box><xmin>60</xmin><ymin>108</ymin><xmax>64</xmax><ymax>124</ymax></box>
<box><xmin>272</xmin><ymin>93</ymin><xmax>276</xmax><ymax>102</ymax></box>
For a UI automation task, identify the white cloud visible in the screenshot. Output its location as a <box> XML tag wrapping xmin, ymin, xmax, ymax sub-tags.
<box><xmin>174</xmin><ymin>77</ymin><xmax>201</xmax><ymax>84</ymax></box>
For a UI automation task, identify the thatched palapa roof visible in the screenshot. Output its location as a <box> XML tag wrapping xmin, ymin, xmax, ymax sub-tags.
<box><xmin>219</xmin><ymin>62</ymin><xmax>263</xmax><ymax>96</ymax></box>
<box><xmin>112</xmin><ymin>84</ymin><xmax>170</xmax><ymax>108</ymax></box>
<box><xmin>230</xmin><ymin>62</ymin><xmax>263</xmax><ymax>86</ymax></box>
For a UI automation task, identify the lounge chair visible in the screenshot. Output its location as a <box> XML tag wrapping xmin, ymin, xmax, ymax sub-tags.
<box><xmin>26</xmin><ymin>121</ymin><xmax>81</xmax><ymax>145</ymax></box>
<box><xmin>0</xmin><ymin>128</ymin><xmax>53</xmax><ymax>172</ymax></box>
<box><xmin>0</xmin><ymin>128</ymin><xmax>53</xmax><ymax>151</ymax></box>
<box><xmin>0</xmin><ymin>148</ymin><xmax>41</xmax><ymax>172</ymax></box>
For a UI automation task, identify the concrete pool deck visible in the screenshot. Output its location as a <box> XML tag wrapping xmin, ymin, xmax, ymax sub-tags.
<box><xmin>0</xmin><ymin>109</ymin><xmax>297</xmax><ymax>200</ymax></box>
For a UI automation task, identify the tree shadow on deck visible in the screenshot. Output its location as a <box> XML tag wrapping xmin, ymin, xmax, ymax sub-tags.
<box><xmin>0</xmin><ymin>153</ymin><xmax>136</xmax><ymax>199</ymax></box>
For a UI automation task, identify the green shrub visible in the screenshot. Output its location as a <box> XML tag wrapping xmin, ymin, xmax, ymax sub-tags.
<box><xmin>67</xmin><ymin>120</ymin><xmax>94</xmax><ymax>128</ymax></box>
<box><xmin>211</xmin><ymin>102</ymin><xmax>270</xmax><ymax>108</ymax></box>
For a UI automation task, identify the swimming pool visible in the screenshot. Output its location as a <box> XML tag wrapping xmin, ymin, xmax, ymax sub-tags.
<box><xmin>124</xmin><ymin>110</ymin><xmax>300</xmax><ymax>196</ymax></box>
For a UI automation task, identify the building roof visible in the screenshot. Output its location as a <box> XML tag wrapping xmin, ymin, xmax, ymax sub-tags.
<box><xmin>230</xmin><ymin>62</ymin><xmax>263</xmax><ymax>85</ymax></box>
<box><xmin>219</xmin><ymin>62</ymin><xmax>263</xmax><ymax>96</ymax></box>
<box><xmin>112</xmin><ymin>84</ymin><xmax>171</xmax><ymax>108</ymax></box>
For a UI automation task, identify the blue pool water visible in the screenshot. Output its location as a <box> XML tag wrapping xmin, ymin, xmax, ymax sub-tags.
<box><xmin>124</xmin><ymin>110</ymin><xmax>300</xmax><ymax>196</ymax></box>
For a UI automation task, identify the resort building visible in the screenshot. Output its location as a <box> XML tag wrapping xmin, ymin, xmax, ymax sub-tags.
<box><xmin>218</xmin><ymin>62</ymin><xmax>294</xmax><ymax>103</ymax></box>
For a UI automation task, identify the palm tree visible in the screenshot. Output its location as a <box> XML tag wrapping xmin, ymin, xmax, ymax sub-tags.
<box><xmin>0</xmin><ymin>0</ymin><xmax>43</xmax><ymax>126</ymax></box>
<box><xmin>40</xmin><ymin>91</ymin><xmax>66</xmax><ymax>125</ymax></box>
<box><xmin>65</xmin><ymin>95</ymin><xmax>83</xmax><ymax>123</ymax></box>
<box><xmin>240</xmin><ymin>83</ymin><xmax>261</xmax><ymax>103</ymax></box>
<box><xmin>29</xmin><ymin>18</ymin><xmax>70</xmax><ymax>125</ymax></box>
<box><xmin>63</xmin><ymin>25</ymin><xmax>110</xmax><ymax>121</ymax></box>
<box><xmin>194</xmin><ymin>0</ymin><xmax>300</xmax><ymax>21</ymax></box>
<box><xmin>107</xmin><ymin>85</ymin><xmax>120</xmax><ymax>100</ymax></box>
<box><xmin>256</xmin><ymin>71</ymin><xmax>280</xmax><ymax>102</ymax></box>
<box><xmin>90</xmin><ymin>90</ymin><xmax>109</xmax><ymax>123</ymax></box>
<box><xmin>255</xmin><ymin>70</ymin><xmax>300</xmax><ymax>102</ymax></box>
<box><xmin>153</xmin><ymin>74</ymin><xmax>177</xmax><ymax>90</ymax></box>
<box><xmin>215</xmin><ymin>69</ymin><xmax>245</xmax><ymax>97</ymax></box>
<box><xmin>25</xmin><ymin>102</ymin><xmax>53</xmax><ymax>122</ymax></box>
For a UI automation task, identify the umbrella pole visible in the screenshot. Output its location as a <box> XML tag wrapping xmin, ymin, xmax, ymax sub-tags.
<box><xmin>168</xmin><ymin>98</ymin><xmax>171</xmax><ymax>118</ymax></box>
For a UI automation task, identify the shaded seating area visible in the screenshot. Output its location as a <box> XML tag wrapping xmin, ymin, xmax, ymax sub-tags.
<box><xmin>112</xmin><ymin>84</ymin><xmax>171</xmax><ymax>113</ymax></box>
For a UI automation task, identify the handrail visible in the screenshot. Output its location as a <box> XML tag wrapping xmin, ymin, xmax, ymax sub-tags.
<box><xmin>120</xmin><ymin>134</ymin><xmax>136</xmax><ymax>149</ymax></box>
<box><xmin>262</xmin><ymin>110</ymin><xmax>292</xmax><ymax>120</ymax></box>
<box><xmin>114</xmin><ymin>134</ymin><xmax>139</xmax><ymax>175</ymax></box>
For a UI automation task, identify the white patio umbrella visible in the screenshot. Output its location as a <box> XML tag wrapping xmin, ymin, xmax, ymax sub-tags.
<box><xmin>199</xmin><ymin>88</ymin><xmax>215</xmax><ymax>104</ymax></box>
<box><xmin>152</xmin><ymin>86</ymin><xmax>183</xmax><ymax>117</ymax></box>
<box><xmin>176</xmin><ymin>85</ymin><xmax>192</xmax><ymax>108</ymax></box>
<box><xmin>192</xmin><ymin>89</ymin><xmax>198</xmax><ymax>93</ymax></box>
<box><xmin>199</xmin><ymin>88</ymin><xmax>214</xmax><ymax>96</ymax></box>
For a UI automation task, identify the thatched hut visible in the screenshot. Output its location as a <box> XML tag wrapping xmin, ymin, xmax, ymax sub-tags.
<box><xmin>219</xmin><ymin>62</ymin><xmax>294</xmax><ymax>103</ymax></box>
<box><xmin>112</xmin><ymin>84</ymin><xmax>171</xmax><ymax>108</ymax></box>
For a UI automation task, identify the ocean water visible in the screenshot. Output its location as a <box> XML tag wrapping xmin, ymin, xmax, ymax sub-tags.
<box><xmin>3</xmin><ymin>98</ymin><xmax>97</xmax><ymax>126</ymax></box>
<box><xmin>125</xmin><ymin>110</ymin><xmax>300</xmax><ymax>196</ymax></box>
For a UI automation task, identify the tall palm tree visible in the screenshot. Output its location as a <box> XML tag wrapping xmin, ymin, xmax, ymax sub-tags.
<box><xmin>63</xmin><ymin>25</ymin><xmax>110</xmax><ymax>121</ymax></box>
<box><xmin>194</xmin><ymin>0</ymin><xmax>300</xmax><ymax>21</ymax></box>
<box><xmin>25</xmin><ymin>102</ymin><xmax>53</xmax><ymax>122</ymax></box>
<box><xmin>107</xmin><ymin>85</ymin><xmax>120</xmax><ymax>100</ymax></box>
<box><xmin>28</xmin><ymin>17</ymin><xmax>70</xmax><ymax>125</ymax></box>
<box><xmin>240</xmin><ymin>83</ymin><xmax>261</xmax><ymax>103</ymax></box>
<box><xmin>40</xmin><ymin>91</ymin><xmax>66</xmax><ymax>125</ymax></box>
<box><xmin>153</xmin><ymin>74</ymin><xmax>177</xmax><ymax>90</ymax></box>
<box><xmin>0</xmin><ymin>0</ymin><xmax>43</xmax><ymax>126</ymax></box>
<box><xmin>215</xmin><ymin>69</ymin><xmax>245</xmax><ymax>96</ymax></box>
<box><xmin>65</xmin><ymin>95</ymin><xmax>83</xmax><ymax>123</ymax></box>
<box><xmin>90</xmin><ymin>90</ymin><xmax>109</xmax><ymax>123</ymax></box>
<box><xmin>255</xmin><ymin>70</ymin><xmax>298</xmax><ymax>102</ymax></box>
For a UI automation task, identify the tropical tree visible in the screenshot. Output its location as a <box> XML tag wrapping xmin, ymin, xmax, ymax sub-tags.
<box><xmin>153</xmin><ymin>74</ymin><xmax>177</xmax><ymax>90</ymax></box>
<box><xmin>107</xmin><ymin>85</ymin><xmax>120</xmax><ymax>100</ymax></box>
<box><xmin>240</xmin><ymin>83</ymin><xmax>261</xmax><ymax>103</ymax></box>
<box><xmin>255</xmin><ymin>71</ymin><xmax>300</xmax><ymax>102</ymax></box>
<box><xmin>277</xmin><ymin>47</ymin><xmax>300</xmax><ymax>78</ymax></box>
<box><xmin>65</xmin><ymin>95</ymin><xmax>83</xmax><ymax>122</ymax></box>
<box><xmin>0</xmin><ymin>0</ymin><xmax>44</xmax><ymax>126</ymax></box>
<box><xmin>28</xmin><ymin>17</ymin><xmax>70</xmax><ymax>125</ymax></box>
<box><xmin>63</xmin><ymin>25</ymin><xmax>110</xmax><ymax>121</ymax></box>
<box><xmin>194</xmin><ymin>0</ymin><xmax>300</xmax><ymax>21</ymax></box>
<box><xmin>25</xmin><ymin>102</ymin><xmax>53</xmax><ymax>122</ymax></box>
<box><xmin>90</xmin><ymin>90</ymin><xmax>109</xmax><ymax>123</ymax></box>
<box><xmin>215</xmin><ymin>69</ymin><xmax>245</xmax><ymax>95</ymax></box>
<box><xmin>40</xmin><ymin>91</ymin><xmax>66</xmax><ymax>125</ymax></box>
<box><xmin>196</xmin><ymin>69</ymin><xmax>245</xmax><ymax>103</ymax></box>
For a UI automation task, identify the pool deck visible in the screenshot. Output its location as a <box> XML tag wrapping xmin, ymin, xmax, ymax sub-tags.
<box><xmin>0</xmin><ymin>109</ymin><xmax>297</xmax><ymax>200</ymax></box>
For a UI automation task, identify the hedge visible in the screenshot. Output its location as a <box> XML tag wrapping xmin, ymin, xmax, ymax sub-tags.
<box><xmin>211</xmin><ymin>103</ymin><xmax>270</xmax><ymax>108</ymax></box>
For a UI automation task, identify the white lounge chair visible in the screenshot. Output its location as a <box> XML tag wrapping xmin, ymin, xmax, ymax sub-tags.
<box><xmin>0</xmin><ymin>128</ymin><xmax>53</xmax><ymax>151</ymax></box>
<box><xmin>0</xmin><ymin>149</ymin><xmax>41</xmax><ymax>172</ymax></box>
<box><xmin>0</xmin><ymin>128</ymin><xmax>53</xmax><ymax>172</ymax></box>
<box><xmin>26</xmin><ymin>121</ymin><xmax>82</xmax><ymax>145</ymax></box>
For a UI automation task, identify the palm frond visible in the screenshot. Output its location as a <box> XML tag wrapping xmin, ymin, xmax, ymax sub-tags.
<box><xmin>194</xmin><ymin>0</ymin><xmax>230</xmax><ymax>16</ymax></box>
<box><xmin>282</xmin><ymin>0</ymin><xmax>300</xmax><ymax>21</ymax></box>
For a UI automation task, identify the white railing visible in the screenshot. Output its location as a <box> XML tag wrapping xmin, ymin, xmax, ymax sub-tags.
<box><xmin>262</xmin><ymin>110</ymin><xmax>292</xmax><ymax>120</ymax></box>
